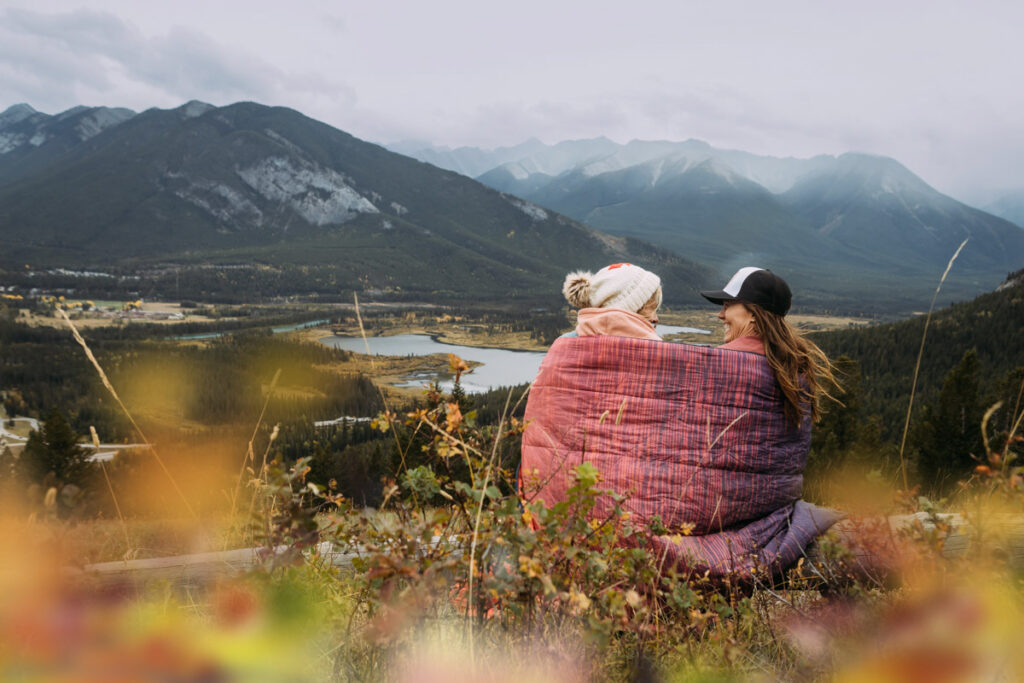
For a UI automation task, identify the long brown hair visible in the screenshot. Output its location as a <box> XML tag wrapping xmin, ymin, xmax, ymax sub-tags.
<box><xmin>744</xmin><ymin>303</ymin><xmax>841</xmax><ymax>428</ymax></box>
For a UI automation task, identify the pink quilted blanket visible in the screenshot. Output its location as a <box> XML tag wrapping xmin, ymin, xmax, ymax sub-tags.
<box><xmin>520</xmin><ymin>335</ymin><xmax>841</xmax><ymax>578</ymax></box>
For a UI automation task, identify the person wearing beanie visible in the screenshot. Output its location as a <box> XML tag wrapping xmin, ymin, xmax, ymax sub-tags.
<box><xmin>563</xmin><ymin>263</ymin><xmax>662</xmax><ymax>341</ymax></box>
<box><xmin>522</xmin><ymin>265</ymin><xmax>846</xmax><ymax>581</ymax></box>
<box><xmin>700</xmin><ymin>267</ymin><xmax>840</xmax><ymax>428</ymax></box>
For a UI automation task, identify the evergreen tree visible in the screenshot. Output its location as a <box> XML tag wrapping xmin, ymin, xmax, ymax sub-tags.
<box><xmin>990</xmin><ymin>366</ymin><xmax>1024</xmax><ymax>437</ymax></box>
<box><xmin>17</xmin><ymin>408</ymin><xmax>93</xmax><ymax>488</ymax></box>
<box><xmin>811</xmin><ymin>356</ymin><xmax>863</xmax><ymax>461</ymax></box>
<box><xmin>916</xmin><ymin>349</ymin><xmax>984</xmax><ymax>491</ymax></box>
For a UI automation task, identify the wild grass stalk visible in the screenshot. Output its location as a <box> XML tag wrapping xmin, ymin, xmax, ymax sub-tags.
<box><xmin>353</xmin><ymin>292</ymin><xmax>374</xmax><ymax>367</ymax></box>
<box><xmin>229</xmin><ymin>367</ymin><xmax>281</xmax><ymax>524</ymax></box>
<box><xmin>57</xmin><ymin>307</ymin><xmax>197</xmax><ymax>518</ymax></box>
<box><xmin>91</xmin><ymin>425</ymin><xmax>131</xmax><ymax>556</ymax></box>
<box><xmin>897</xmin><ymin>238</ymin><xmax>968</xmax><ymax>489</ymax></box>
<box><xmin>246</xmin><ymin>423</ymin><xmax>281</xmax><ymax>530</ymax></box>
<box><xmin>352</xmin><ymin>293</ymin><xmax>419</xmax><ymax>481</ymax></box>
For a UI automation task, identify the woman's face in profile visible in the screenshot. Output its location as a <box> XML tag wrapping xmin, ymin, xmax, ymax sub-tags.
<box><xmin>718</xmin><ymin>301</ymin><xmax>755</xmax><ymax>342</ymax></box>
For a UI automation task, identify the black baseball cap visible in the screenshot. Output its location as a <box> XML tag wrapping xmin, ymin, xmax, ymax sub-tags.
<box><xmin>700</xmin><ymin>267</ymin><xmax>792</xmax><ymax>316</ymax></box>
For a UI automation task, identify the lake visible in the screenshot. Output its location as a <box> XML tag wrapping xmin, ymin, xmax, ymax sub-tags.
<box><xmin>321</xmin><ymin>334</ymin><xmax>545</xmax><ymax>393</ymax></box>
<box><xmin>319</xmin><ymin>324</ymin><xmax>713</xmax><ymax>393</ymax></box>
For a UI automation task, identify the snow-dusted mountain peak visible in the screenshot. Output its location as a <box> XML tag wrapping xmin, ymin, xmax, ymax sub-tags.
<box><xmin>578</xmin><ymin>154</ymin><xmax>628</xmax><ymax>178</ymax></box>
<box><xmin>74</xmin><ymin>107</ymin><xmax>135</xmax><ymax>141</ymax></box>
<box><xmin>180</xmin><ymin>100</ymin><xmax>215</xmax><ymax>119</ymax></box>
<box><xmin>692</xmin><ymin>157</ymin><xmax>741</xmax><ymax>183</ymax></box>
<box><xmin>830</xmin><ymin>153</ymin><xmax>936</xmax><ymax>197</ymax></box>
<box><xmin>0</xmin><ymin>103</ymin><xmax>136</xmax><ymax>154</ymax></box>
<box><xmin>0</xmin><ymin>103</ymin><xmax>39</xmax><ymax>126</ymax></box>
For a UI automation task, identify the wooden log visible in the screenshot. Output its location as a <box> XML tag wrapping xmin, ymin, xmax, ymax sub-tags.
<box><xmin>73</xmin><ymin>542</ymin><xmax>358</xmax><ymax>586</ymax></box>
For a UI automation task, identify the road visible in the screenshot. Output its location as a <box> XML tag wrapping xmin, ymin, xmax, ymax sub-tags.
<box><xmin>1</xmin><ymin>414</ymin><xmax>149</xmax><ymax>462</ymax></box>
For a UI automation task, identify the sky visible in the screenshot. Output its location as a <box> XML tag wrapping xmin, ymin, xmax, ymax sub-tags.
<box><xmin>1</xmin><ymin>0</ymin><xmax>1022</xmax><ymax>201</ymax></box>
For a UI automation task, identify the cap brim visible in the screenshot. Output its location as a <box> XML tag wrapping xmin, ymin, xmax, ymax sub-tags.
<box><xmin>700</xmin><ymin>289</ymin><xmax>732</xmax><ymax>305</ymax></box>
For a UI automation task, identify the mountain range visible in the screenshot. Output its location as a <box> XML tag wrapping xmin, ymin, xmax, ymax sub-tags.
<box><xmin>0</xmin><ymin>102</ymin><xmax>711</xmax><ymax>304</ymax></box>
<box><xmin>1</xmin><ymin>101</ymin><xmax>1020</xmax><ymax>312</ymax></box>
<box><xmin>395</xmin><ymin>139</ymin><xmax>1024</xmax><ymax>311</ymax></box>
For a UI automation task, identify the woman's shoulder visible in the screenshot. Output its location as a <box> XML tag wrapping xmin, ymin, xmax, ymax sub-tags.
<box><xmin>719</xmin><ymin>336</ymin><xmax>765</xmax><ymax>355</ymax></box>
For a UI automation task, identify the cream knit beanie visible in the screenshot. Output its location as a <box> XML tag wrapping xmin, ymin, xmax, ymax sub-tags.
<box><xmin>563</xmin><ymin>263</ymin><xmax>662</xmax><ymax>312</ymax></box>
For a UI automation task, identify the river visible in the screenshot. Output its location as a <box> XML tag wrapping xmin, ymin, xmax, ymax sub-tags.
<box><xmin>319</xmin><ymin>324</ymin><xmax>712</xmax><ymax>393</ymax></box>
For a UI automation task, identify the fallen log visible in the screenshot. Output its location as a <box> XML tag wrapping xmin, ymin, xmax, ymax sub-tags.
<box><xmin>71</xmin><ymin>542</ymin><xmax>357</xmax><ymax>586</ymax></box>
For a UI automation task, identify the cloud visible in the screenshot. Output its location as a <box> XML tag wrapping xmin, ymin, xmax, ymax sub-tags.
<box><xmin>0</xmin><ymin>7</ymin><xmax>355</xmax><ymax>113</ymax></box>
<box><xmin>2</xmin><ymin>3</ymin><xmax>1023</xmax><ymax>198</ymax></box>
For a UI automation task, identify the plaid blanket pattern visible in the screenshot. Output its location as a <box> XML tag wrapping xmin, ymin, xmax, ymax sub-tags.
<box><xmin>521</xmin><ymin>335</ymin><xmax>841</xmax><ymax>577</ymax></box>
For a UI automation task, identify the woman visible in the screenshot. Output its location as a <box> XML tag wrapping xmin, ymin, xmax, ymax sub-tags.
<box><xmin>520</xmin><ymin>265</ymin><xmax>843</xmax><ymax>580</ymax></box>
<box><xmin>700</xmin><ymin>266</ymin><xmax>840</xmax><ymax>429</ymax></box>
<box><xmin>562</xmin><ymin>262</ymin><xmax>662</xmax><ymax>340</ymax></box>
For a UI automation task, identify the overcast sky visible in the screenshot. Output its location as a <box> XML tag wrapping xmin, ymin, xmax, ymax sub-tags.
<box><xmin>2</xmin><ymin>0</ymin><xmax>1021</xmax><ymax>200</ymax></box>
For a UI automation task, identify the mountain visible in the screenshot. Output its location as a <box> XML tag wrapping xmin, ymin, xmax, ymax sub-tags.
<box><xmin>0</xmin><ymin>101</ymin><xmax>711</xmax><ymax>303</ymax></box>
<box><xmin>0</xmin><ymin>103</ymin><xmax>136</xmax><ymax>185</ymax></box>
<box><xmin>780</xmin><ymin>154</ymin><xmax>1024</xmax><ymax>273</ymax></box>
<box><xmin>395</xmin><ymin>137</ymin><xmax>833</xmax><ymax>194</ymax></box>
<box><xmin>400</xmin><ymin>138</ymin><xmax>1024</xmax><ymax>311</ymax></box>
<box><xmin>532</xmin><ymin>156</ymin><xmax>824</xmax><ymax>264</ymax></box>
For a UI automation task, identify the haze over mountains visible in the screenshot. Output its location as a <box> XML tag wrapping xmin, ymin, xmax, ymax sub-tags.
<box><xmin>0</xmin><ymin>101</ymin><xmax>1020</xmax><ymax>312</ymax></box>
<box><xmin>394</xmin><ymin>139</ymin><xmax>1024</xmax><ymax>311</ymax></box>
<box><xmin>982</xmin><ymin>189</ymin><xmax>1024</xmax><ymax>228</ymax></box>
<box><xmin>0</xmin><ymin>102</ymin><xmax>710</xmax><ymax>304</ymax></box>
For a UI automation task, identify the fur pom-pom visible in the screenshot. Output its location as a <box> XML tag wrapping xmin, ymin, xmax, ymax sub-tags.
<box><xmin>563</xmin><ymin>270</ymin><xmax>593</xmax><ymax>308</ymax></box>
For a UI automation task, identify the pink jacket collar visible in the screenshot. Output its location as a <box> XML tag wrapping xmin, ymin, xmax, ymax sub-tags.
<box><xmin>575</xmin><ymin>307</ymin><xmax>661</xmax><ymax>341</ymax></box>
<box><xmin>719</xmin><ymin>335</ymin><xmax>765</xmax><ymax>355</ymax></box>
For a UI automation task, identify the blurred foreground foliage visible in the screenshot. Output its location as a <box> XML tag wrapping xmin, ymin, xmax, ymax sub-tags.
<box><xmin>2</xmin><ymin>352</ymin><xmax>1023</xmax><ymax>680</ymax></box>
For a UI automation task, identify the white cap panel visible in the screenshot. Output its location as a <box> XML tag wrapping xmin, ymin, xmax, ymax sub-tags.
<box><xmin>722</xmin><ymin>266</ymin><xmax>764</xmax><ymax>297</ymax></box>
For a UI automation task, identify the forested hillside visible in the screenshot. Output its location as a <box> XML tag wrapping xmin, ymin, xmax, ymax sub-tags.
<box><xmin>814</xmin><ymin>269</ymin><xmax>1022</xmax><ymax>426</ymax></box>
<box><xmin>811</xmin><ymin>268</ymin><xmax>1023</xmax><ymax>489</ymax></box>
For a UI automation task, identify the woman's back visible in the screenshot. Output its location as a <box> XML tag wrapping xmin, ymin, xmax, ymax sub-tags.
<box><xmin>520</xmin><ymin>335</ymin><xmax>839</xmax><ymax>577</ymax></box>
